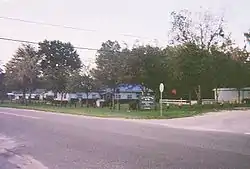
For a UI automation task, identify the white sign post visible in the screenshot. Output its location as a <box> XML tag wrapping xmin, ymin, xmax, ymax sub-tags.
<box><xmin>159</xmin><ymin>83</ymin><xmax>164</xmax><ymax>116</ymax></box>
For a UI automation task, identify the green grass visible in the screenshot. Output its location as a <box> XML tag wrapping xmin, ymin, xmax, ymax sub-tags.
<box><xmin>0</xmin><ymin>101</ymin><xmax>249</xmax><ymax>119</ymax></box>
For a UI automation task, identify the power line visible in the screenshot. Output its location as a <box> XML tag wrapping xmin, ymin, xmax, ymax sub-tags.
<box><xmin>0</xmin><ymin>16</ymin><xmax>96</xmax><ymax>32</ymax></box>
<box><xmin>0</xmin><ymin>36</ymin><xmax>140</xmax><ymax>53</ymax></box>
<box><xmin>0</xmin><ymin>37</ymin><xmax>99</xmax><ymax>51</ymax></box>
<box><xmin>0</xmin><ymin>37</ymin><xmax>38</xmax><ymax>45</ymax></box>
<box><xmin>0</xmin><ymin>16</ymin><xmax>153</xmax><ymax>40</ymax></box>
<box><xmin>0</xmin><ymin>37</ymin><xmax>97</xmax><ymax>69</ymax></box>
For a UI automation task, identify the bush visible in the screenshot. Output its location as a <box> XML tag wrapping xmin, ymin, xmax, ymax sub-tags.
<box><xmin>129</xmin><ymin>101</ymin><xmax>138</xmax><ymax>110</ymax></box>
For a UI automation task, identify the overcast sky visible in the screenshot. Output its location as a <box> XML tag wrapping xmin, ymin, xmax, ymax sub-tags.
<box><xmin>0</xmin><ymin>0</ymin><xmax>249</xmax><ymax>68</ymax></box>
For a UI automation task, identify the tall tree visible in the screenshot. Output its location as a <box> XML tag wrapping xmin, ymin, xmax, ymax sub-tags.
<box><xmin>244</xmin><ymin>31</ymin><xmax>250</xmax><ymax>43</ymax></box>
<box><xmin>38</xmin><ymin>40</ymin><xmax>82</xmax><ymax>99</ymax></box>
<box><xmin>92</xmin><ymin>40</ymin><xmax>123</xmax><ymax>87</ymax></box>
<box><xmin>66</xmin><ymin>72</ymin><xmax>94</xmax><ymax>107</ymax></box>
<box><xmin>4</xmin><ymin>44</ymin><xmax>40</xmax><ymax>104</ymax></box>
<box><xmin>124</xmin><ymin>45</ymin><xmax>169</xmax><ymax>93</ymax></box>
<box><xmin>0</xmin><ymin>71</ymin><xmax>5</xmax><ymax>103</ymax></box>
<box><xmin>170</xmin><ymin>10</ymin><xmax>231</xmax><ymax>51</ymax></box>
<box><xmin>167</xmin><ymin>43</ymin><xmax>249</xmax><ymax>103</ymax></box>
<box><xmin>169</xmin><ymin>10</ymin><xmax>235</xmax><ymax>103</ymax></box>
<box><xmin>168</xmin><ymin>43</ymin><xmax>213</xmax><ymax>103</ymax></box>
<box><xmin>92</xmin><ymin>40</ymin><xmax>124</xmax><ymax>109</ymax></box>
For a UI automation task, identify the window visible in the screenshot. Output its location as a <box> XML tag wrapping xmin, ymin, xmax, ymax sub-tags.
<box><xmin>136</xmin><ymin>93</ymin><xmax>140</xmax><ymax>98</ymax></box>
<box><xmin>64</xmin><ymin>93</ymin><xmax>67</xmax><ymax>99</ymax></box>
<box><xmin>127</xmin><ymin>94</ymin><xmax>132</xmax><ymax>99</ymax></box>
<box><xmin>76</xmin><ymin>94</ymin><xmax>82</xmax><ymax>98</ymax></box>
<box><xmin>116</xmin><ymin>94</ymin><xmax>121</xmax><ymax>99</ymax></box>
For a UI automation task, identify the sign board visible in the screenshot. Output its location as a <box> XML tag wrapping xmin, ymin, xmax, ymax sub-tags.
<box><xmin>159</xmin><ymin>83</ymin><xmax>164</xmax><ymax>116</ymax></box>
<box><xmin>159</xmin><ymin>83</ymin><xmax>164</xmax><ymax>93</ymax></box>
<box><xmin>139</xmin><ymin>96</ymin><xmax>156</xmax><ymax>110</ymax></box>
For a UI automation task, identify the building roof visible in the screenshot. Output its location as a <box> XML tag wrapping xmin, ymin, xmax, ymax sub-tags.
<box><xmin>12</xmin><ymin>89</ymin><xmax>46</xmax><ymax>95</ymax></box>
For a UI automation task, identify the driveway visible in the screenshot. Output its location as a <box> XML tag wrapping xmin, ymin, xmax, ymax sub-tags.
<box><xmin>138</xmin><ymin>110</ymin><xmax>250</xmax><ymax>135</ymax></box>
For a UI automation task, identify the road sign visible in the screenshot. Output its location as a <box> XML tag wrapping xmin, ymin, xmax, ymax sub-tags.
<box><xmin>159</xmin><ymin>83</ymin><xmax>164</xmax><ymax>116</ymax></box>
<box><xmin>159</xmin><ymin>83</ymin><xmax>164</xmax><ymax>93</ymax></box>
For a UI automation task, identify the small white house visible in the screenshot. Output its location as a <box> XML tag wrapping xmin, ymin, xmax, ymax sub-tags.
<box><xmin>115</xmin><ymin>93</ymin><xmax>140</xmax><ymax>100</ymax></box>
<box><xmin>54</xmin><ymin>92</ymin><xmax>101</xmax><ymax>101</ymax></box>
<box><xmin>213</xmin><ymin>87</ymin><xmax>250</xmax><ymax>103</ymax></box>
<box><xmin>54</xmin><ymin>93</ymin><xmax>78</xmax><ymax>101</ymax></box>
<box><xmin>40</xmin><ymin>90</ymin><xmax>54</xmax><ymax>100</ymax></box>
<box><xmin>7</xmin><ymin>92</ymin><xmax>40</xmax><ymax>100</ymax></box>
<box><xmin>77</xmin><ymin>92</ymin><xmax>101</xmax><ymax>100</ymax></box>
<box><xmin>101</xmin><ymin>84</ymin><xmax>153</xmax><ymax>101</ymax></box>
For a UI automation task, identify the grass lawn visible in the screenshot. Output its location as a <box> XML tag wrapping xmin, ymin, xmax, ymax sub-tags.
<box><xmin>0</xmin><ymin>101</ymin><xmax>248</xmax><ymax>119</ymax></box>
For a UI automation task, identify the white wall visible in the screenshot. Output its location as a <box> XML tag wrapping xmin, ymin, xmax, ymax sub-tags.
<box><xmin>54</xmin><ymin>92</ymin><xmax>101</xmax><ymax>101</ymax></box>
<box><xmin>115</xmin><ymin>93</ymin><xmax>139</xmax><ymax>100</ymax></box>
<box><xmin>40</xmin><ymin>91</ymin><xmax>54</xmax><ymax>100</ymax></box>
<box><xmin>214</xmin><ymin>88</ymin><xmax>250</xmax><ymax>103</ymax></box>
<box><xmin>54</xmin><ymin>93</ymin><xmax>76</xmax><ymax>101</ymax></box>
<box><xmin>78</xmin><ymin>92</ymin><xmax>101</xmax><ymax>99</ymax></box>
<box><xmin>11</xmin><ymin>93</ymin><xmax>39</xmax><ymax>100</ymax></box>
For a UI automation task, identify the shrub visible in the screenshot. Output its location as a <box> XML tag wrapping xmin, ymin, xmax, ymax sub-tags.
<box><xmin>129</xmin><ymin>101</ymin><xmax>138</xmax><ymax>110</ymax></box>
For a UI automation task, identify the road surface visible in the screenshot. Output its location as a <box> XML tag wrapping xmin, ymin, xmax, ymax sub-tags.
<box><xmin>139</xmin><ymin>109</ymin><xmax>250</xmax><ymax>134</ymax></box>
<box><xmin>0</xmin><ymin>108</ymin><xmax>250</xmax><ymax>169</ymax></box>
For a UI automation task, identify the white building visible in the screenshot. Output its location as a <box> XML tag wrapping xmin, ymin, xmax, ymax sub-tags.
<box><xmin>7</xmin><ymin>89</ymin><xmax>46</xmax><ymax>100</ymax></box>
<box><xmin>77</xmin><ymin>92</ymin><xmax>101</xmax><ymax>100</ymax></box>
<box><xmin>213</xmin><ymin>87</ymin><xmax>250</xmax><ymax>103</ymax></box>
<box><xmin>115</xmin><ymin>93</ymin><xmax>140</xmax><ymax>100</ymax></box>
<box><xmin>40</xmin><ymin>90</ymin><xmax>54</xmax><ymax>100</ymax></box>
<box><xmin>7</xmin><ymin>84</ymin><xmax>153</xmax><ymax>103</ymax></box>
<box><xmin>54</xmin><ymin>92</ymin><xmax>101</xmax><ymax>101</ymax></box>
<box><xmin>102</xmin><ymin>84</ymin><xmax>153</xmax><ymax>102</ymax></box>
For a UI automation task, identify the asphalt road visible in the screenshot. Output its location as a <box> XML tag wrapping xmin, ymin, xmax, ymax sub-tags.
<box><xmin>139</xmin><ymin>110</ymin><xmax>250</xmax><ymax>134</ymax></box>
<box><xmin>0</xmin><ymin>108</ymin><xmax>250</xmax><ymax>169</ymax></box>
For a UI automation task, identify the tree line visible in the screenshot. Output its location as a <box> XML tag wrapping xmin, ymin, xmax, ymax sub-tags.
<box><xmin>0</xmin><ymin>9</ymin><xmax>249</xmax><ymax>104</ymax></box>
